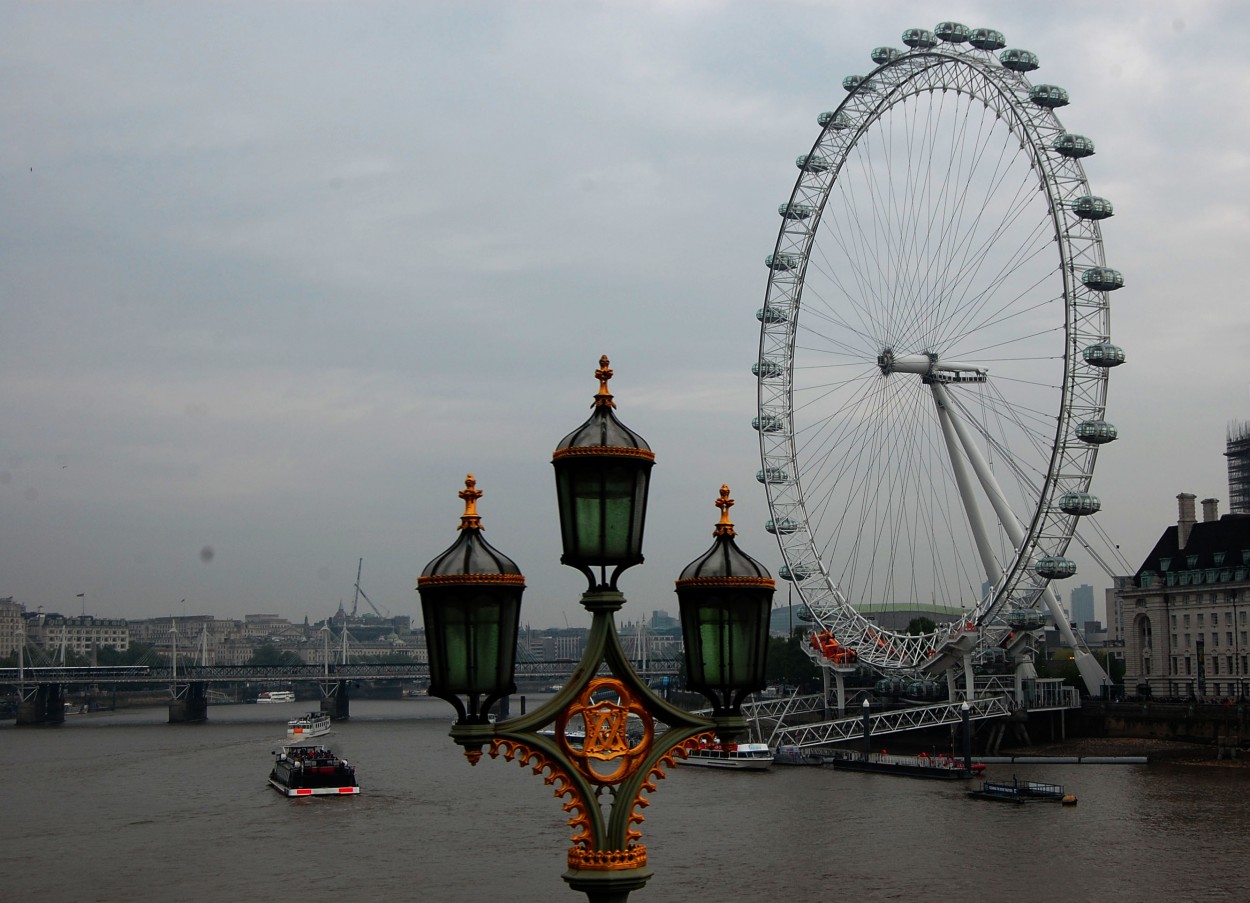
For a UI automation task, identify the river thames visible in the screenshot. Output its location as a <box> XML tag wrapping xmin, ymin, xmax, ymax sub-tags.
<box><xmin>3</xmin><ymin>697</ymin><xmax>1248</xmax><ymax>903</ymax></box>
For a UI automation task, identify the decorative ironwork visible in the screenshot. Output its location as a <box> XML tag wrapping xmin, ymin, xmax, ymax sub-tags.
<box><xmin>551</xmin><ymin>445</ymin><xmax>656</xmax><ymax>461</ymax></box>
<box><xmin>567</xmin><ymin>846</ymin><xmax>647</xmax><ymax>872</ymax></box>
<box><xmin>458</xmin><ymin>474</ymin><xmax>483</xmax><ymax>529</ymax></box>
<box><xmin>488</xmin><ymin>738</ymin><xmax>596</xmax><ymax>852</ymax></box>
<box><xmin>619</xmin><ymin>732</ymin><xmax>716</xmax><ymax>848</ymax></box>
<box><xmin>559</xmin><ymin>677</ymin><xmax>653</xmax><ymax>785</ymax></box>
<box><xmin>593</xmin><ymin>354</ymin><xmax>616</xmax><ymax>408</ymax></box>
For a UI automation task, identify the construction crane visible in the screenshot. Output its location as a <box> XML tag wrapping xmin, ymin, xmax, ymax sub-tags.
<box><xmin>351</xmin><ymin>557</ymin><xmax>391</xmax><ymax>619</ymax></box>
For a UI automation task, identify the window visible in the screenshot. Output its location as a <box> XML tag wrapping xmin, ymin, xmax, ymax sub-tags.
<box><xmin>1184</xmin><ymin>614</ymin><xmax>1191</xmax><ymax>628</ymax></box>
<box><xmin>1229</xmin><ymin>656</ymin><xmax>1235</xmax><ymax>674</ymax></box>
<box><xmin>1229</xmin><ymin>632</ymin><xmax>1236</xmax><ymax>648</ymax></box>
<box><xmin>1171</xmin><ymin>614</ymin><xmax>1178</xmax><ymax>629</ymax></box>
<box><xmin>1214</xmin><ymin>657</ymin><xmax>1221</xmax><ymax>675</ymax></box>
<box><xmin>1185</xmin><ymin>633</ymin><xmax>1191</xmax><ymax>648</ymax></box>
<box><xmin>1185</xmin><ymin>657</ymin><xmax>1193</xmax><ymax>675</ymax></box>
<box><xmin>1198</xmin><ymin>614</ymin><xmax>1205</xmax><ymax>627</ymax></box>
<box><xmin>1213</xmin><ymin>612</ymin><xmax>1220</xmax><ymax>627</ymax></box>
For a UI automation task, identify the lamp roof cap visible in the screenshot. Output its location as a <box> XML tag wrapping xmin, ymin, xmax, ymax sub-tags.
<box><xmin>553</xmin><ymin>356</ymin><xmax>654</xmax><ymax>459</ymax></box>
<box><xmin>419</xmin><ymin>475</ymin><xmax>524</xmax><ymax>583</ymax></box>
<box><xmin>676</xmin><ymin>485</ymin><xmax>774</xmax><ymax>585</ymax></box>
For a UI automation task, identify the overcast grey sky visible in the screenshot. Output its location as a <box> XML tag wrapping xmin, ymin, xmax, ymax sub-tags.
<box><xmin>3</xmin><ymin>1</ymin><xmax>1248</xmax><ymax>630</ymax></box>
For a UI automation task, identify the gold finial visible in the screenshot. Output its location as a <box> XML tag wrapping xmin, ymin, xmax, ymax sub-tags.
<box><xmin>713</xmin><ymin>484</ymin><xmax>735</xmax><ymax>537</ymax></box>
<box><xmin>593</xmin><ymin>354</ymin><xmax>617</xmax><ymax>409</ymax></box>
<box><xmin>458</xmin><ymin>474</ymin><xmax>483</xmax><ymax>530</ymax></box>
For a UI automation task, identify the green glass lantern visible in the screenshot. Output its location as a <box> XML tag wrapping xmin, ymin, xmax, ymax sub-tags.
<box><xmin>552</xmin><ymin>356</ymin><xmax>655</xmax><ymax>592</ymax></box>
<box><xmin>418</xmin><ymin>475</ymin><xmax>525</xmax><ymax>725</ymax></box>
<box><xmin>675</xmin><ymin>486</ymin><xmax>775</xmax><ymax>717</ymax></box>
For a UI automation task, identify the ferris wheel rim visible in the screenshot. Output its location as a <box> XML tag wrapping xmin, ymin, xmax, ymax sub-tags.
<box><xmin>755</xmin><ymin>35</ymin><xmax>1116</xmax><ymax>672</ymax></box>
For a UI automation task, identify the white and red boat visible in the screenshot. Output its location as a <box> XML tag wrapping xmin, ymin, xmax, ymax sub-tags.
<box><xmin>286</xmin><ymin>711</ymin><xmax>331</xmax><ymax>738</ymax></box>
<box><xmin>256</xmin><ymin>690</ymin><xmax>296</xmax><ymax>704</ymax></box>
<box><xmin>680</xmin><ymin>740</ymin><xmax>774</xmax><ymax>771</ymax></box>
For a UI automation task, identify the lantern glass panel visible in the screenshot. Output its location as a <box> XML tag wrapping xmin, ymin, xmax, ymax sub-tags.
<box><xmin>557</xmin><ymin>460</ymin><xmax>649</xmax><ymax>565</ymax></box>
<box><xmin>682</xmin><ymin>591</ymin><xmax>769</xmax><ymax>694</ymax></box>
<box><xmin>423</xmin><ymin>587</ymin><xmax>520</xmax><ymax>697</ymax></box>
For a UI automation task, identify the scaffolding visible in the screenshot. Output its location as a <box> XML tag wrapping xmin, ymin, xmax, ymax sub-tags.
<box><xmin>1227</xmin><ymin>421</ymin><xmax>1250</xmax><ymax>514</ymax></box>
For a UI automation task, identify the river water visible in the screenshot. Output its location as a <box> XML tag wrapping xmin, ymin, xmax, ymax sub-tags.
<box><xmin>3</xmin><ymin>697</ymin><xmax>1247</xmax><ymax>903</ymax></box>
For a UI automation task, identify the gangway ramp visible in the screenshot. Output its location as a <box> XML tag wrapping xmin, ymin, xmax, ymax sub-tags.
<box><xmin>773</xmin><ymin>696</ymin><xmax>1012</xmax><ymax>750</ymax></box>
<box><xmin>741</xmin><ymin>693</ymin><xmax>826</xmax><ymax>720</ymax></box>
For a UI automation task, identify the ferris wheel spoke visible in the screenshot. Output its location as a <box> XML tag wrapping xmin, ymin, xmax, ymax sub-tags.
<box><xmin>936</xmin><ymin>187</ymin><xmax>1056</xmax><ymax>348</ymax></box>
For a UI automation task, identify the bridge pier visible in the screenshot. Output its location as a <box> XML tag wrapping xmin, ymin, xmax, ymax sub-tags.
<box><xmin>320</xmin><ymin>679</ymin><xmax>350</xmax><ymax>720</ymax></box>
<box><xmin>16</xmin><ymin>683</ymin><xmax>66</xmax><ymax>725</ymax></box>
<box><xmin>169</xmin><ymin>682</ymin><xmax>209</xmax><ymax>723</ymax></box>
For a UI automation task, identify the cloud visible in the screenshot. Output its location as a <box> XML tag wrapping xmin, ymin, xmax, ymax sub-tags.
<box><xmin>2</xmin><ymin>1</ymin><xmax>1249</xmax><ymax>632</ymax></box>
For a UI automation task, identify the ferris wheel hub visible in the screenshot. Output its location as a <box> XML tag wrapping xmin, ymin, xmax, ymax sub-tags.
<box><xmin>878</xmin><ymin>350</ymin><xmax>988</xmax><ymax>383</ymax></box>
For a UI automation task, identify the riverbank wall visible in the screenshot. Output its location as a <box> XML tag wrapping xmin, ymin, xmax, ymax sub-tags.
<box><xmin>1073</xmin><ymin>700</ymin><xmax>1249</xmax><ymax>756</ymax></box>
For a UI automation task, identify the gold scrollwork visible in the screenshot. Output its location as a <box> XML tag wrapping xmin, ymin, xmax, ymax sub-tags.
<box><xmin>567</xmin><ymin>845</ymin><xmax>648</xmax><ymax>872</ymax></box>
<box><xmin>557</xmin><ymin>677</ymin><xmax>655</xmax><ymax>786</ymax></box>
<box><xmin>488</xmin><ymin>738</ymin><xmax>595</xmax><ymax>849</ymax></box>
<box><xmin>620</xmin><ymin>731</ymin><xmax>717</xmax><ymax>846</ymax></box>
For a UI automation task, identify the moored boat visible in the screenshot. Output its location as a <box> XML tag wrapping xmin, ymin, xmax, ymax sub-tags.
<box><xmin>968</xmin><ymin>777</ymin><xmax>1074</xmax><ymax>804</ymax></box>
<box><xmin>680</xmin><ymin>740</ymin><xmax>774</xmax><ymax>770</ymax></box>
<box><xmin>268</xmin><ymin>744</ymin><xmax>359</xmax><ymax>797</ymax></box>
<box><xmin>775</xmin><ymin>745</ymin><xmax>823</xmax><ymax>766</ymax></box>
<box><xmin>826</xmin><ymin>749</ymin><xmax>986</xmax><ymax>780</ymax></box>
<box><xmin>286</xmin><ymin>711</ymin><xmax>331</xmax><ymax>738</ymax></box>
<box><xmin>257</xmin><ymin>690</ymin><xmax>296</xmax><ymax>704</ymax></box>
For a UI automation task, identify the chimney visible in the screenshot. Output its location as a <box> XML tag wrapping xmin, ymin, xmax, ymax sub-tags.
<box><xmin>1202</xmin><ymin>498</ymin><xmax>1220</xmax><ymax>523</ymax></box>
<box><xmin>1177</xmin><ymin>492</ymin><xmax>1197</xmax><ymax>549</ymax></box>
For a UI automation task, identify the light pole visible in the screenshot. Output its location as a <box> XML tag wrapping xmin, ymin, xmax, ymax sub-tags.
<box><xmin>961</xmin><ymin>700</ymin><xmax>972</xmax><ymax>772</ymax></box>
<box><xmin>861</xmin><ymin>697</ymin><xmax>872</xmax><ymax>759</ymax></box>
<box><xmin>419</xmin><ymin>358</ymin><xmax>774</xmax><ymax>903</ymax></box>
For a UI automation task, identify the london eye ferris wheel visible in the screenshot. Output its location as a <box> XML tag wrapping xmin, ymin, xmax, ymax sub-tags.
<box><xmin>754</xmin><ymin>22</ymin><xmax>1122</xmax><ymax>694</ymax></box>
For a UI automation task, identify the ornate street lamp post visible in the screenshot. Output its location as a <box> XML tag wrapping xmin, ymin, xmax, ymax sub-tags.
<box><xmin>418</xmin><ymin>357</ymin><xmax>774</xmax><ymax>903</ymax></box>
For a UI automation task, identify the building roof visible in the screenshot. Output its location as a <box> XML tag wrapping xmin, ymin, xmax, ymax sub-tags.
<box><xmin>1134</xmin><ymin>513</ymin><xmax>1250</xmax><ymax>585</ymax></box>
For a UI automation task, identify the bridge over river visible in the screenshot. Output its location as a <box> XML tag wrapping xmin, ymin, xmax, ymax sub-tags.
<box><xmin>3</xmin><ymin>664</ymin><xmax>1080</xmax><ymax>752</ymax></box>
<box><xmin>0</xmin><ymin>660</ymin><xmax>682</xmax><ymax>726</ymax></box>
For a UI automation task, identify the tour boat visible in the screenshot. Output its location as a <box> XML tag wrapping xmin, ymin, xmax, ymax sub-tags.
<box><xmin>680</xmin><ymin>740</ymin><xmax>774</xmax><ymax>770</ymax></box>
<box><xmin>268</xmin><ymin>745</ymin><xmax>360</xmax><ymax>797</ymax></box>
<box><xmin>256</xmin><ymin>690</ymin><xmax>296</xmax><ymax>704</ymax></box>
<box><xmin>286</xmin><ymin>711</ymin><xmax>331</xmax><ymax>738</ymax></box>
